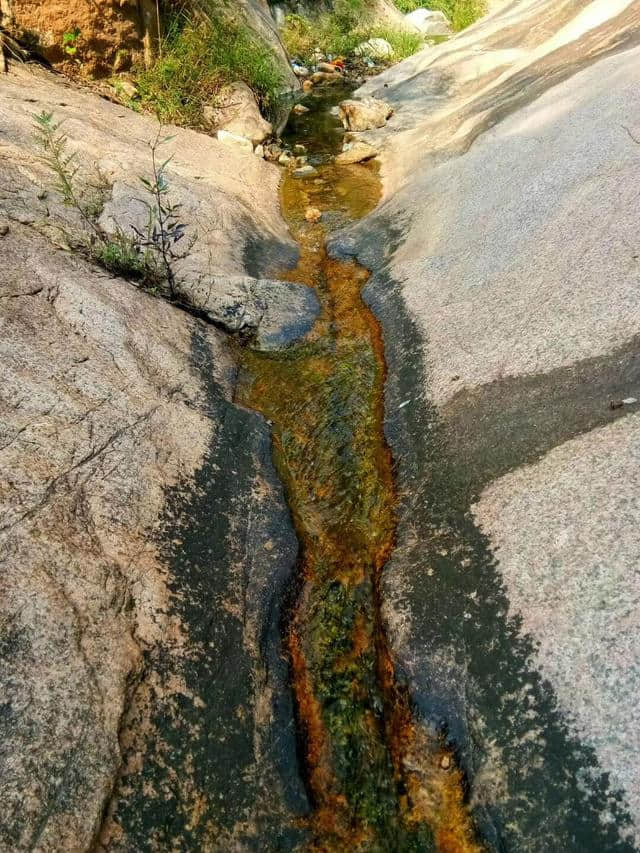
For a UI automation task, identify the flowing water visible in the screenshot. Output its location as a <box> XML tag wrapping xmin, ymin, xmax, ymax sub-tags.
<box><xmin>237</xmin><ymin>85</ymin><xmax>480</xmax><ymax>852</ymax></box>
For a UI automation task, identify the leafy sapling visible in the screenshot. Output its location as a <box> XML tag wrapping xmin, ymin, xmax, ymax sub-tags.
<box><xmin>33</xmin><ymin>110</ymin><xmax>103</xmax><ymax>242</ymax></box>
<box><xmin>133</xmin><ymin>129</ymin><xmax>195</xmax><ymax>298</ymax></box>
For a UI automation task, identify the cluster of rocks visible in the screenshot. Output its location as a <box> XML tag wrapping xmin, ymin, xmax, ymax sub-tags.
<box><xmin>332</xmin><ymin>96</ymin><xmax>393</xmax><ymax>164</ymax></box>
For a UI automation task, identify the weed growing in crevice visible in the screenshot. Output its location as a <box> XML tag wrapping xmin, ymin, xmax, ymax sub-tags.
<box><xmin>33</xmin><ymin>110</ymin><xmax>194</xmax><ymax>297</ymax></box>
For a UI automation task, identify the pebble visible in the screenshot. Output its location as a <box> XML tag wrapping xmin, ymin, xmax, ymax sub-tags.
<box><xmin>278</xmin><ymin>152</ymin><xmax>294</xmax><ymax>166</ymax></box>
<box><xmin>294</xmin><ymin>144</ymin><xmax>307</xmax><ymax>154</ymax></box>
<box><xmin>293</xmin><ymin>165</ymin><xmax>317</xmax><ymax>178</ymax></box>
<box><xmin>317</xmin><ymin>61</ymin><xmax>342</xmax><ymax>74</ymax></box>
<box><xmin>302</xmin><ymin>80</ymin><xmax>314</xmax><ymax>93</ymax></box>
<box><xmin>440</xmin><ymin>755</ymin><xmax>451</xmax><ymax>770</ymax></box>
<box><xmin>254</xmin><ymin>144</ymin><xmax>265</xmax><ymax>159</ymax></box>
<box><xmin>305</xmin><ymin>207</ymin><xmax>322</xmax><ymax>223</ymax></box>
<box><xmin>293</xmin><ymin>103</ymin><xmax>310</xmax><ymax>115</ymax></box>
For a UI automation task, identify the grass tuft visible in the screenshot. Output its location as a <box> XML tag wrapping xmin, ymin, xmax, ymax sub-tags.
<box><xmin>282</xmin><ymin>7</ymin><xmax>424</xmax><ymax>65</ymax></box>
<box><xmin>134</xmin><ymin>13</ymin><xmax>284</xmax><ymax>127</ymax></box>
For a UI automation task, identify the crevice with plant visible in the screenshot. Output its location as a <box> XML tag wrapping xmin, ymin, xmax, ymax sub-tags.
<box><xmin>33</xmin><ymin>111</ymin><xmax>193</xmax><ymax>298</ymax></box>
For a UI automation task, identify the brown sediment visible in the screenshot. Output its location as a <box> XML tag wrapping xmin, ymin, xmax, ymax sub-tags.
<box><xmin>237</xmin><ymin>114</ymin><xmax>480</xmax><ymax>850</ymax></box>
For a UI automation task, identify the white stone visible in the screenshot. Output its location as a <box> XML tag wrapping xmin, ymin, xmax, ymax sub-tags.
<box><xmin>405</xmin><ymin>8</ymin><xmax>452</xmax><ymax>35</ymax></box>
<box><xmin>354</xmin><ymin>38</ymin><xmax>394</xmax><ymax>60</ymax></box>
<box><xmin>216</xmin><ymin>130</ymin><xmax>254</xmax><ymax>154</ymax></box>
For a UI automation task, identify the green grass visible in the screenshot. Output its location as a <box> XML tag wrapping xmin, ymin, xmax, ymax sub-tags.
<box><xmin>134</xmin><ymin>14</ymin><xmax>284</xmax><ymax>127</ymax></box>
<box><xmin>393</xmin><ymin>0</ymin><xmax>487</xmax><ymax>30</ymax></box>
<box><xmin>282</xmin><ymin>6</ymin><xmax>423</xmax><ymax>64</ymax></box>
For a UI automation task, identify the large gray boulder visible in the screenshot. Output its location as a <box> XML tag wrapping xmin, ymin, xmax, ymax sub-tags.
<box><xmin>205</xmin><ymin>81</ymin><xmax>273</xmax><ymax>144</ymax></box>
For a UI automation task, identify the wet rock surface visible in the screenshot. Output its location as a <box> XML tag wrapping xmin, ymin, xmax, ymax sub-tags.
<box><xmin>182</xmin><ymin>274</ymin><xmax>320</xmax><ymax>349</ymax></box>
<box><xmin>0</xmin><ymin>64</ymin><xmax>308</xmax><ymax>851</ymax></box>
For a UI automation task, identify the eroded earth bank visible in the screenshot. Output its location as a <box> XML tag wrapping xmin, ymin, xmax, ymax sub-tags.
<box><xmin>2</xmin><ymin>0</ymin><xmax>640</xmax><ymax>851</ymax></box>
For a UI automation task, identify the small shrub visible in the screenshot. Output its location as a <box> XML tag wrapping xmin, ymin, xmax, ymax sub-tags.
<box><xmin>62</xmin><ymin>27</ymin><xmax>81</xmax><ymax>57</ymax></box>
<box><xmin>95</xmin><ymin>230</ymin><xmax>157</xmax><ymax>281</ymax></box>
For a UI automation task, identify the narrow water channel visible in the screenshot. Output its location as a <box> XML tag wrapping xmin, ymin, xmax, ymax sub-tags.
<box><xmin>237</xmin><ymin>85</ymin><xmax>479</xmax><ymax>852</ymax></box>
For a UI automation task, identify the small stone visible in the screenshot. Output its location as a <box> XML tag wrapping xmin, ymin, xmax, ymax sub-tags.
<box><xmin>264</xmin><ymin>143</ymin><xmax>283</xmax><ymax>162</ymax></box>
<box><xmin>311</xmin><ymin>71</ymin><xmax>342</xmax><ymax>85</ymax></box>
<box><xmin>335</xmin><ymin>141</ymin><xmax>378</xmax><ymax>165</ymax></box>
<box><xmin>623</xmin><ymin>397</ymin><xmax>638</xmax><ymax>405</ymax></box>
<box><xmin>216</xmin><ymin>129</ymin><xmax>253</xmax><ymax>154</ymax></box>
<box><xmin>118</xmin><ymin>79</ymin><xmax>138</xmax><ymax>99</ymax></box>
<box><xmin>354</xmin><ymin>38</ymin><xmax>394</xmax><ymax>60</ymax></box>
<box><xmin>305</xmin><ymin>207</ymin><xmax>322</xmax><ymax>223</ymax></box>
<box><xmin>278</xmin><ymin>152</ymin><xmax>294</xmax><ymax>166</ymax></box>
<box><xmin>292</xmin><ymin>63</ymin><xmax>310</xmax><ymax>78</ymax></box>
<box><xmin>293</xmin><ymin>165</ymin><xmax>317</xmax><ymax>178</ymax></box>
<box><xmin>0</xmin><ymin>222</ymin><xmax>9</xmax><ymax>236</ymax></box>
<box><xmin>294</xmin><ymin>144</ymin><xmax>307</xmax><ymax>154</ymax></box>
<box><xmin>317</xmin><ymin>61</ymin><xmax>342</xmax><ymax>74</ymax></box>
<box><xmin>440</xmin><ymin>754</ymin><xmax>451</xmax><ymax>770</ymax></box>
<box><xmin>254</xmin><ymin>144</ymin><xmax>265</xmax><ymax>158</ymax></box>
<box><xmin>293</xmin><ymin>103</ymin><xmax>310</xmax><ymax>115</ymax></box>
<box><xmin>302</xmin><ymin>80</ymin><xmax>314</xmax><ymax>93</ymax></box>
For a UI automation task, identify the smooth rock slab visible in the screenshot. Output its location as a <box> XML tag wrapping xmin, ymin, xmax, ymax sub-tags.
<box><xmin>473</xmin><ymin>413</ymin><xmax>640</xmax><ymax>841</ymax></box>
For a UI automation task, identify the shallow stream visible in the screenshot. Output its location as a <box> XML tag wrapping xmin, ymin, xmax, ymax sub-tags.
<box><xmin>237</xmin><ymin>84</ymin><xmax>479</xmax><ymax>852</ymax></box>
